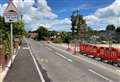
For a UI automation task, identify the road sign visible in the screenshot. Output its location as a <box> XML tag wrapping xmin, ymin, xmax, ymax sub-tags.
<box><xmin>4</xmin><ymin>2</ymin><xmax>18</xmax><ymax>22</ymax></box>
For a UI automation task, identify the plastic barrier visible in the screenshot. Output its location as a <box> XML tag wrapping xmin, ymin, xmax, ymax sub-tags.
<box><xmin>104</xmin><ymin>47</ymin><xmax>119</xmax><ymax>63</ymax></box>
<box><xmin>80</xmin><ymin>43</ymin><xmax>84</xmax><ymax>52</ymax></box>
<box><xmin>95</xmin><ymin>47</ymin><xmax>105</xmax><ymax>59</ymax></box>
<box><xmin>87</xmin><ymin>44</ymin><xmax>96</xmax><ymax>55</ymax></box>
<box><xmin>90</xmin><ymin>46</ymin><xmax>99</xmax><ymax>57</ymax></box>
<box><xmin>80</xmin><ymin>43</ymin><xmax>86</xmax><ymax>53</ymax></box>
<box><xmin>110</xmin><ymin>48</ymin><xmax>119</xmax><ymax>63</ymax></box>
<box><xmin>84</xmin><ymin>44</ymin><xmax>90</xmax><ymax>54</ymax></box>
<box><xmin>86</xmin><ymin>44</ymin><xmax>93</xmax><ymax>55</ymax></box>
<box><xmin>79</xmin><ymin>43</ymin><xmax>120</xmax><ymax>64</ymax></box>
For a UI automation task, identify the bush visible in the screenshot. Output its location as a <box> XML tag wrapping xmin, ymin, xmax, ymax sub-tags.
<box><xmin>52</xmin><ymin>38</ymin><xmax>63</xmax><ymax>43</ymax></box>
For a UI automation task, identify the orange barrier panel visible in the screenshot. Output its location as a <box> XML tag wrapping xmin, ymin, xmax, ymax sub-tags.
<box><xmin>79</xmin><ymin>43</ymin><xmax>120</xmax><ymax>64</ymax></box>
<box><xmin>86</xmin><ymin>45</ymin><xmax>93</xmax><ymax>55</ymax></box>
<box><xmin>104</xmin><ymin>47</ymin><xmax>119</xmax><ymax>63</ymax></box>
<box><xmin>90</xmin><ymin>46</ymin><xmax>99</xmax><ymax>57</ymax></box>
<box><xmin>80</xmin><ymin>43</ymin><xmax>86</xmax><ymax>53</ymax></box>
<box><xmin>110</xmin><ymin>48</ymin><xmax>119</xmax><ymax>63</ymax></box>
<box><xmin>84</xmin><ymin>44</ymin><xmax>89</xmax><ymax>54</ymax></box>
<box><xmin>96</xmin><ymin>47</ymin><xmax>105</xmax><ymax>59</ymax></box>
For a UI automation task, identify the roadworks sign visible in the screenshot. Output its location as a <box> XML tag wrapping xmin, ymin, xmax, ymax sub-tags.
<box><xmin>4</xmin><ymin>2</ymin><xmax>18</xmax><ymax>23</ymax></box>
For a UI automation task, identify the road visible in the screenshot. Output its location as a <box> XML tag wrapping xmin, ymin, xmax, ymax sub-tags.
<box><xmin>27</xmin><ymin>38</ymin><xmax>120</xmax><ymax>82</ymax></box>
<box><xmin>4</xmin><ymin>39</ymin><xmax>42</xmax><ymax>82</ymax></box>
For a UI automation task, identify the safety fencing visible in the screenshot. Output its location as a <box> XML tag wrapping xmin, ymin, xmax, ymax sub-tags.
<box><xmin>80</xmin><ymin>43</ymin><xmax>120</xmax><ymax>65</ymax></box>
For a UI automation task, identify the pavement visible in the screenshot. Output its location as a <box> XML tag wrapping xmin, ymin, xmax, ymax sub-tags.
<box><xmin>27</xmin><ymin>38</ymin><xmax>120</xmax><ymax>82</ymax></box>
<box><xmin>3</xmin><ymin>39</ymin><xmax>42</xmax><ymax>82</ymax></box>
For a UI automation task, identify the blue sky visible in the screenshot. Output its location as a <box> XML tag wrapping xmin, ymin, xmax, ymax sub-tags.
<box><xmin>0</xmin><ymin>0</ymin><xmax>119</xmax><ymax>31</ymax></box>
<box><xmin>0</xmin><ymin>0</ymin><xmax>114</xmax><ymax>18</ymax></box>
<box><xmin>47</xmin><ymin>0</ymin><xmax>114</xmax><ymax>19</ymax></box>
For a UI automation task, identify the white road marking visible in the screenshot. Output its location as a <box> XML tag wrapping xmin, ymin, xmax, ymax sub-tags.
<box><xmin>48</xmin><ymin>44</ymin><xmax>119</xmax><ymax>75</ymax></box>
<box><xmin>22</xmin><ymin>47</ymin><xmax>29</xmax><ymax>49</ymax></box>
<box><xmin>55</xmin><ymin>52</ymin><xmax>73</xmax><ymax>63</ymax></box>
<box><xmin>46</xmin><ymin>47</ymin><xmax>52</xmax><ymax>51</ymax></box>
<box><xmin>88</xmin><ymin>69</ymin><xmax>113</xmax><ymax>82</ymax></box>
<box><xmin>40</xmin><ymin>44</ymin><xmax>44</xmax><ymax>47</ymax></box>
<box><xmin>26</xmin><ymin>39</ymin><xmax>45</xmax><ymax>82</ymax></box>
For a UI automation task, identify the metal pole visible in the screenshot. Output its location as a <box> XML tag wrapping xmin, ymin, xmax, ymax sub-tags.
<box><xmin>11</xmin><ymin>23</ymin><xmax>13</xmax><ymax>64</ymax></box>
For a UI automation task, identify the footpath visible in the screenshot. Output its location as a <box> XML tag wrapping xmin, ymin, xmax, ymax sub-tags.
<box><xmin>1</xmin><ymin>40</ymin><xmax>41</xmax><ymax>82</ymax></box>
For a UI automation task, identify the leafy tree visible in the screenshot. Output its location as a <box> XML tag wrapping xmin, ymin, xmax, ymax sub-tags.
<box><xmin>37</xmin><ymin>26</ymin><xmax>48</xmax><ymax>40</ymax></box>
<box><xmin>0</xmin><ymin>16</ymin><xmax>11</xmax><ymax>56</ymax></box>
<box><xmin>63</xmin><ymin>34</ymin><xmax>71</xmax><ymax>44</ymax></box>
<box><xmin>71</xmin><ymin>15</ymin><xmax>76</xmax><ymax>36</ymax></box>
<box><xmin>13</xmin><ymin>20</ymin><xmax>25</xmax><ymax>36</ymax></box>
<box><xmin>85</xmin><ymin>26</ymin><xmax>99</xmax><ymax>37</ymax></box>
<box><xmin>0</xmin><ymin>16</ymin><xmax>25</xmax><ymax>57</ymax></box>
<box><xmin>71</xmin><ymin>11</ymin><xmax>87</xmax><ymax>39</ymax></box>
<box><xmin>115</xmin><ymin>27</ymin><xmax>120</xmax><ymax>42</ymax></box>
<box><xmin>48</xmin><ymin>30</ymin><xmax>57</xmax><ymax>38</ymax></box>
<box><xmin>116</xmin><ymin>26</ymin><xmax>120</xmax><ymax>33</ymax></box>
<box><xmin>106</xmin><ymin>24</ymin><xmax>115</xmax><ymax>32</ymax></box>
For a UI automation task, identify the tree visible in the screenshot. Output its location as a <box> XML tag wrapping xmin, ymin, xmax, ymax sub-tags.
<box><xmin>86</xmin><ymin>26</ymin><xmax>94</xmax><ymax>37</ymax></box>
<box><xmin>115</xmin><ymin>27</ymin><xmax>120</xmax><ymax>43</ymax></box>
<box><xmin>116</xmin><ymin>26</ymin><xmax>120</xmax><ymax>33</ymax></box>
<box><xmin>37</xmin><ymin>26</ymin><xmax>48</xmax><ymax>40</ymax></box>
<box><xmin>71</xmin><ymin>14</ymin><xmax>76</xmax><ymax>36</ymax></box>
<box><xmin>106</xmin><ymin>24</ymin><xmax>115</xmax><ymax>32</ymax></box>
<box><xmin>63</xmin><ymin>34</ymin><xmax>71</xmax><ymax>44</ymax></box>
<box><xmin>48</xmin><ymin>30</ymin><xmax>57</xmax><ymax>38</ymax></box>
<box><xmin>71</xmin><ymin>11</ymin><xmax>87</xmax><ymax>39</ymax></box>
<box><xmin>13</xmin><ymin>20</ymin><xmax>25</xmax><ymax>36</ymax></box>
<box><xmin>0</xmin><ymin>16</ymin><xmax>25</xmax><ymax>57</ymax></box>
<box><xmin>0</xmin><ymin>16</ymin><xmax>11</xmax><ymax>56</ymax></box>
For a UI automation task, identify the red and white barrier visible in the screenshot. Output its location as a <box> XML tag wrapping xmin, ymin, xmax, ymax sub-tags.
<box><xmin>79</xmin><ymin>43</ymin><xmax>120</xmax><ymax>64</ymax></box>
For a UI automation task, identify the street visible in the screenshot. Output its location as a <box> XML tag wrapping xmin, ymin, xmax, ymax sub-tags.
<box><xmin>27</xmin><ymin>38</ymin><xmax>120</xmax><ymax>82</ymax></box>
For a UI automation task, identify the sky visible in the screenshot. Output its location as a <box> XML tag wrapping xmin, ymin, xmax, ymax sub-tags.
<box><xmin>0</xmin><ymin>0</ymin><xmax>120</xmax><ymax>31</ymax></box>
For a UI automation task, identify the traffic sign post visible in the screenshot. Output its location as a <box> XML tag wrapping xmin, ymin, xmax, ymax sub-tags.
<box><xmin>4</xmin><ymin>1</ymin><xmax>18</xmax><ymax>65</ymax></box>
<box><xmin>10</xmin><ymin>23</ymin><xmax>13</xmax><ymax>64</ymax></box>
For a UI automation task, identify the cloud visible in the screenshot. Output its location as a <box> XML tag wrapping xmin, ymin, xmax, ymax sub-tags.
<box><xmin>2</xmin><ymin>0</ymin><xmax>118</xmax><ymax>31</ymax></box>
<box><xmin>0</xmin><ymin>3</ymin><xmax>8</xmax><ymax>16</ymax></box>
<box><xmin>85</xmin><ymin>0</ymin><xmax>120</xmax><ymax>30</ymax></box>
<box><xmin>16</xmin><ymin>0</ymin><xmax>70</xmax><ymax>31</ymax></box>
<box><xmin>0</xmin><ymin>0</ymin><xmax>70</xmax><ymax>31</ymax></box>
